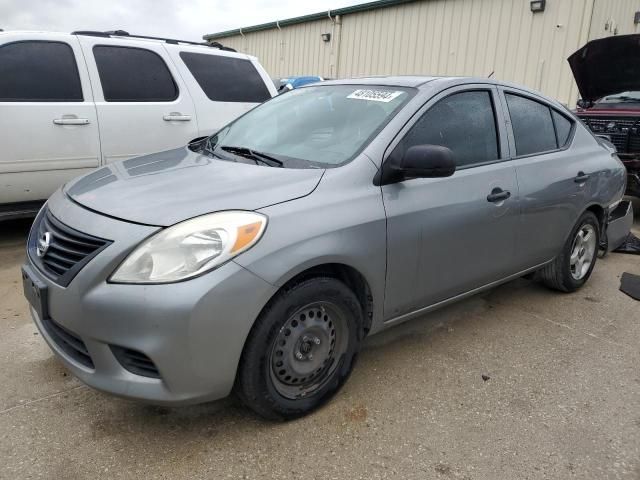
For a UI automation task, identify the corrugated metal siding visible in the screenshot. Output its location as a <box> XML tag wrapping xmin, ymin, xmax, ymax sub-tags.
<box><xmin>589</xmin><ymin>0</ymin><xmax>640</xmax><ymax>39</ymax></box>
<box><xmin>336</xmin><ymin>0</ymin><xmax>590</xmax><ymax>105</ymax></box>
<box><xmin>212</xmin><ymin>0</ymin><xmax>640</xmax><ymax>105</ymax></box>
<box><xmin>216</xmin><ymin>18</ymin><xmax>337</xmax><ymax>78</ymax></box>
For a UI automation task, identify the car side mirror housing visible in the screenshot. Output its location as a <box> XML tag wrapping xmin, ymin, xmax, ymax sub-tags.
<box><xmin>375</xmin><ymin>144</ymin><xmax>457</xmax><ymax>186</ymax></box>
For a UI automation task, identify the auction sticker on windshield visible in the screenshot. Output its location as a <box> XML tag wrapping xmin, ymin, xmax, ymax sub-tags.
<box><xmin>347</xmin><ymin>89</ymin><xmax>404</xmax><ymax>102</ymax></box>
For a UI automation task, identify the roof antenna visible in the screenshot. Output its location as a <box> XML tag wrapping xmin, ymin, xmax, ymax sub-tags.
<box><xmin>487</xmin><ymin>71</ymin><xmax>495</xmax><ymax>78</ymax></box>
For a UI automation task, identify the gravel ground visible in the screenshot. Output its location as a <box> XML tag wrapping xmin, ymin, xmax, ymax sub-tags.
<box><xmin>0</xmin><ymin>199</ymin><xmax>639</xmax><ymax>480</ymax></box>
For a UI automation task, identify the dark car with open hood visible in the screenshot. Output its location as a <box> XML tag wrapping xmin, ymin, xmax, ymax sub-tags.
<box><xmin>569</xmin><ymin>34</ymin><xmax>640</xmax><ymax>197</ymax></box>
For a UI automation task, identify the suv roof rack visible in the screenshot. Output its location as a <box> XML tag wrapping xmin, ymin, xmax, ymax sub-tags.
<box><xmin>71</xmin><ymin>30</ymin><xmax>236</xmax><ymax>52</ymax></box>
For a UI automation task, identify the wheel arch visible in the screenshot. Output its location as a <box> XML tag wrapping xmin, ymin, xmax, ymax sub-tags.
<box><xmin>270</xmin><ymin>262</ymin><xmax>375</xmax><ymax>336</ymax></box>
<box><xmin>585</xmin><ymin>203</ymin><xmax>606</xmax><ymax>233</ymax></box>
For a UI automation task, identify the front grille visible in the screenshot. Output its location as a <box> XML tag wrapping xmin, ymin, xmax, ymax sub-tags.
<box><xmin>28</xmin><ymin>208</ymin><xmax>111</xmax><ymax>287</ymax></box>
<box><xmin>580</xmin><ymin>116</ymin><xmax>640</xmax><ymax>154</ymax></box>
<box><xmin>111</xmin><ymin>346</ymin><xmax>161</xmax><ymax>379</ymax></box>
<box><xmin>42</xmin><ymin>318</ymin><xmax>94</xmax><ymax>368</ymax></box>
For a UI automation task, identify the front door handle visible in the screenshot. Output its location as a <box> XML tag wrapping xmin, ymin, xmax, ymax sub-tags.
<box><xmin>574</xmin><ymin>171</ymin><xmax>590</xmax><ymax>183</ymax></box>
<box><xmin>163</xmin><ymin>113</ymin><xmax>192</xmax><ymax>122</ymax></box>
<box><xmin>53</xmin><ymin>117</ymin><xmax>89</xmax><ymax>125</ymax></box>
<box><xmin>487</xmin><ymin>187</ymin><xmax>511</xmax><ymax>203</ymax></box>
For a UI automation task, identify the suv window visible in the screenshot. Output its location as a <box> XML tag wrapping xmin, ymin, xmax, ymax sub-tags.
<box><xmin>0</xmin><ymin>41</ymin><xmax>83</xmax><ymax>102</ymax></box>
<box><xmin>394</xmin><ymin>90</ymin><xmax>499</xmax><ymax>168</ymax></box>
<box><xmin>93</xmin><ymin>46</ymin><xmax>178</xmax><ymax>102</ymax></box>
<box><xmin>179</xmin><ymin>52</ymin><xmax>271</xmax><ymax>103</ymax></box>
<box><xmin>552</xmin><ymin>110</ymin><xmax>572</xmax><ymax>147</ymax></box>
<box><xmin>505</xmin><ymin>93</ymin><xmax>558</xmax><ymax>156</ymax></box>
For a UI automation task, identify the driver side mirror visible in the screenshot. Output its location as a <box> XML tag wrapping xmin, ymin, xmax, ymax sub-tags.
<box><xmin>375</xmin><ymin>144</ymin><xmax>457</xmax><ymax>186</ymax></box>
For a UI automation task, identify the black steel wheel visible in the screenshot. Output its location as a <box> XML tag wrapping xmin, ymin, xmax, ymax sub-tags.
<box><xmin>236</xmin><ymin>277</ymin><xmax>364</xmax><ymax>420</ymax></box>
<box><xmin>269</xmin><ymin>301</ymin><xmax>348</xmax><ymax>400</ymax></box>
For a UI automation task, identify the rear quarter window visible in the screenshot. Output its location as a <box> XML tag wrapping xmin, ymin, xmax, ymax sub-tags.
<box><xmin>0</xmin><ymin>41</ymin><xmax>83</xmax><ymax>102</ymax></box>
<box><xmin>552</xmin><ymin>110</ymin><xmax>573</xmax><ymax>147</ymax></box>
<box><xmin>179</xmin><ymin>52</ymin><xmax>271</xmax><ymax>103</ymax></box>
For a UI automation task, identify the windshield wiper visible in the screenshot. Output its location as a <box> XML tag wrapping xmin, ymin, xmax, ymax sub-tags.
<box><xmin>220</xmin><ymin>146</ymin><xmax>284</xmax><ymax>167</ymax></box>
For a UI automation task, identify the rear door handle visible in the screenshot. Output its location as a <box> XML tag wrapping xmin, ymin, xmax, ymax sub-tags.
<box><xmin>163</xmin><ymin>113</ymin><xmax>192</xmax><ymax>122</ymax></box>
<box><xmin>574</xmin><ymin>171</ymin><xmax>590</xmax><ymax>183</ymax></box>
<box><xmin>487</xmin><ymin>188</ymin><xmax>511</xmax><ymax>203</ymax></box>
<box><xmin>53</xmin><ymin>118</ymin><xmax>90</xmax><ymax>125</ymax></box>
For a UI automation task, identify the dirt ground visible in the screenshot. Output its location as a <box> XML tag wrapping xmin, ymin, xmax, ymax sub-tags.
<box><xmin>1</xmin><ymin>200</ymin><xmax>639</xmax><ymax>479</ymax></box>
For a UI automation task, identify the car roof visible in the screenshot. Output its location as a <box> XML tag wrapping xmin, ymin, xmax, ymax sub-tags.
<box><xmin>320</xmin><ymin>76</ymin><xmax>443</xmax><ymax>88</ymax></box>
<box><xmin>316</xmin><ymin>75</ymin><xmax>563</xmax><ymax>105</ymax></box>
<box><xmin>0</xmin><ymin>30</ymin><xmax>250</xmax><ymax>59</ymax></box>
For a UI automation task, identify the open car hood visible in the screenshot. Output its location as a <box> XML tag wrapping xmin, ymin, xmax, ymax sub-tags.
<box><xmin>568</xmin><ymin>34</ymin><xmax>640</xmax><ymax>102</ymax></box>
<box><xmin>64</xmin><ymin>147</ymin><xmax>324</xmax><ymax>226</ymax></box>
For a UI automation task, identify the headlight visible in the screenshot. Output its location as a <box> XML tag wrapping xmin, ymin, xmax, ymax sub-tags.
<box><xmin>110</xmin><ymin>211</ymin><xmax>267</xmax><ymax>284</ymax></box>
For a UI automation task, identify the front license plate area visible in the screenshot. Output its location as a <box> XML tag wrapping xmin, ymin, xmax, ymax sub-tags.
<box><xmin>21</xmin><ymin>265</ymin><xmax>49</xmax><ymax>320</ymax></box>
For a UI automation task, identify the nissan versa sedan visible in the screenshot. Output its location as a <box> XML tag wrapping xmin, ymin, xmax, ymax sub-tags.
<box><xmin>23</xmin><ymin>76</ymin><xmax>633</xmax><ymax>420</ymax></box>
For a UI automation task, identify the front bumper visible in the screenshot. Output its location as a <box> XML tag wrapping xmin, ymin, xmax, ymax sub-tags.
<box><xmin>25</xmin><ymin>191</ymin><xmax>278</xmax><ymax>405</ymax></box>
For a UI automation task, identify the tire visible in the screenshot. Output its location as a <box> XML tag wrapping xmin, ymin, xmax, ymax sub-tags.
<box><xmin>235</xmin><ymin>277</ymin><xmax>364</xmax><ymax>420</ymax></box>
<box><xmin>539</xmin><ymin>211</ymin><xmax>600</xmax><ymax>292</ymax></box>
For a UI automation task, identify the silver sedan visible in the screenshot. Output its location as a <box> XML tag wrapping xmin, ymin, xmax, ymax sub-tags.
<box><xmin>23</xmin><ymin>76</ymin><xmax>632</xmax><ymax>419</ymax></box>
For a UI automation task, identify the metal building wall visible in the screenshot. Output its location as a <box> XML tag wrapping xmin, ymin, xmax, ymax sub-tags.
<box><xmin>211</xmin><ymin>18</ymin><xmax>337</xmax><ymax>78</ymax></box>
<box><xmin>211</xmin><ymin>0</ymin><xmax>640</xmax><ymax>105</ymax></box>
<box><xmin>589</xmin><ymin>0</ymin><xmax>640</xmax><ymax>40</ymax></box>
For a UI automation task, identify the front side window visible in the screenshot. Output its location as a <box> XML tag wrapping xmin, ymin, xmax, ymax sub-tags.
<box><xmin>210</xmin><ymin>85</ymin><xmax>414</xmax><ymax>167</ymax></box>
<box><xmin>0</xmin><ymin>41</ymin><xmax>83</xmax><ymax>102</ymax></box>
<box><xmin>180</xmin><ymin>52</ymin><xmax>271</xmax><ymax>103</ymax></box>
<box><xmin>93</xmin><ymin>46</ymin><xmax>178</xmax><ymax>102</ymax></box>
<box><xmin>505</xmin><ymin>93</ymin><xmax>557</xmax><ymax>156</ymax></box>
<box><xmin>393</xmin><ymin>90</ymin><xmax>500</xmax><ymax>168</ymax></box>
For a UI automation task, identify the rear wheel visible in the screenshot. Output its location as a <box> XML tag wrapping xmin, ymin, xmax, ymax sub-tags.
<box><xmin>236</xmin><ymin>277</ymin><xmax>363</xmax><ymax>420</ymax></box>
<box><xmin>539</xmin><ymin>211</ymin><xmax>599</xmax><ymax>292</ymax></box>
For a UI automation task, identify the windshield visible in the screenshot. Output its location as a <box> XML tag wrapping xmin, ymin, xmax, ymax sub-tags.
<box><xmin>597</xmin><ymin>91</ymin><xmax>640</xmax><ymax>103</ymax></box>
<box><xmin>209</xmin><ymin>85</ymin><xmax>414</xmax><ymax>167</ymax></box>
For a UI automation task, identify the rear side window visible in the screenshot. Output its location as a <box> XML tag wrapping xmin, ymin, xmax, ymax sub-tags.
<box><xmin>505</xmin><ymin>94</ymin><xmax>557</xmax><ymax>156</ymax></box>
<box><xmin>552</xmin><ymin>110</ymin><xmax>573</xmax><ymax>147</ymax></box>
<box><xmin>395</xmin><ymin>90</ymin><xmax>500</xmax><ymax>168</ymax></box>
<box><xmin>93</xmin><ymin>46</ymin><xmax>178</xmax><ymax>102</ymax></box>
<box><xmin>0</xmin><ymin>41</ymin><xmax>83</xmax><ymax>102</ymax></box>
<box><xmin>179</xmin><ymin>52</ymin><xmax>271</xmax><ymax>103</ymax></box>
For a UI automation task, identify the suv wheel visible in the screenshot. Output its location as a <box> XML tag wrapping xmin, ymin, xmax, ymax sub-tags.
<box><xmin>539</xmin><ymin>211</ymin><xmax>600</xmax><ymax>292</ymax></box>
<box><xmin>236</xmin><ymin>277</ymin><xmax>363</xmax><ymax>420</ymax></box>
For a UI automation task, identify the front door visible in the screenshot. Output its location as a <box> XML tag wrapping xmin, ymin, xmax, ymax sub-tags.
<box><xmin>382</xmin><ymin>86</ymin><xmax>519</xmax><ymax>320</ymax></box>
<box><xmin>78</xmin><ymin>36</ymin><xmax>198</xmax><ymax>164</ymax></box>
<box><xmin>0</xmin><ymin>34</ymin><xmax>100</xmax><ymax>206</ymax></box>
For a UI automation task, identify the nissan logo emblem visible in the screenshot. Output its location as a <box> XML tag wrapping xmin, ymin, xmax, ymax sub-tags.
<box><xmin>36</xmin><ymin>232</ymin><xmax>52</xmax><ymax>258</ymax></box>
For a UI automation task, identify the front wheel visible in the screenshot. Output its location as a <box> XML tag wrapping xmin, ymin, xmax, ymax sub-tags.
<box><xmin>539</xmin><ymin>211</ymin><xmax>600</xmax><ymax>292</ymax></box>
<box><xmin>235</xmin><ymin>277</ymin><xmax>363</xmax><ymax>420</ymax></box>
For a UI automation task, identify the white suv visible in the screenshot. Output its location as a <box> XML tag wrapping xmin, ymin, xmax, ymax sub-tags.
<box><xmin>0</xmin><ymin>30</ymin><xmax>276</xmax><ymax>220</ymax></box>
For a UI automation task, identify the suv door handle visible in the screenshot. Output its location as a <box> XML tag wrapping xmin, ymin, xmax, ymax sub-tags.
<box><xmin>163</xmin><ymin>113</ymin><xmax>192</xmax><ymax>122</ymax></box>
<box><xmin>487</xmin><ymin>188</ymin><xmax>511</xmax><ymax>203</ymax></box>
<box><xmin>53</xmin><ymin>117</ymin><xmax>90</xmax><ymax>125</ymax></box>
<box><xmin>574</xmin><ymin>172</ymin><xmax>590</xmax><ymax>183</ymax></box>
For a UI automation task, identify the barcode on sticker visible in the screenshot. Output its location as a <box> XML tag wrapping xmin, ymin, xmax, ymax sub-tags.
<box><xmin>347</xmin><ymin>89</ymin><xmax>403</xmax><ymax>102</ymax></box>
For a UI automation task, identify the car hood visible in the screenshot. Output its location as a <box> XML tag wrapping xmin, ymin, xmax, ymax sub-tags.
<box><xmin>64</xmin><ymin>147</ymin><xmax>324</xmax><ymax>226</ymax></box>
<box><xmin>568</xmin><ymin>34</ymin><xmax>640</xmax><ymax>102</ymax></box>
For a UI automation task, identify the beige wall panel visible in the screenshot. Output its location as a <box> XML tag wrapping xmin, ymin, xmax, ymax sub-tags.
<box><xmin>212</xmin><ymin>0</ymin><xmax>640</xmax><ymax>105</ymax></box>
<box><xmin>589</xmin><ymin>0</ymin><xmax>640</xmax><ymax>39</ymax></box>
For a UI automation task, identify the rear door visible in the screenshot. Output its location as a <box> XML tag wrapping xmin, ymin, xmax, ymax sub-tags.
<box><xmin>382</xmin><ymin>85</ymin><xmax>519</xmax><ymax>320</ymax></box>
<box><xmin>499</xmin><ymin>89</ymin><xmax>587</xmax><ymax>270</ymax></box>
<box><xmin>0</xmin><ymin>34</ymin><xmax>100</xmax><ymax>207</ymax></box>
<box><xmin>78</xmin><ymin>36</ymin><xmax>198</xmax><ymax>164</ymax></box>
<box><xmin>166</xmin><ymin>46</ymin><xmax>274</xmax><ymax>137</ymax></box>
